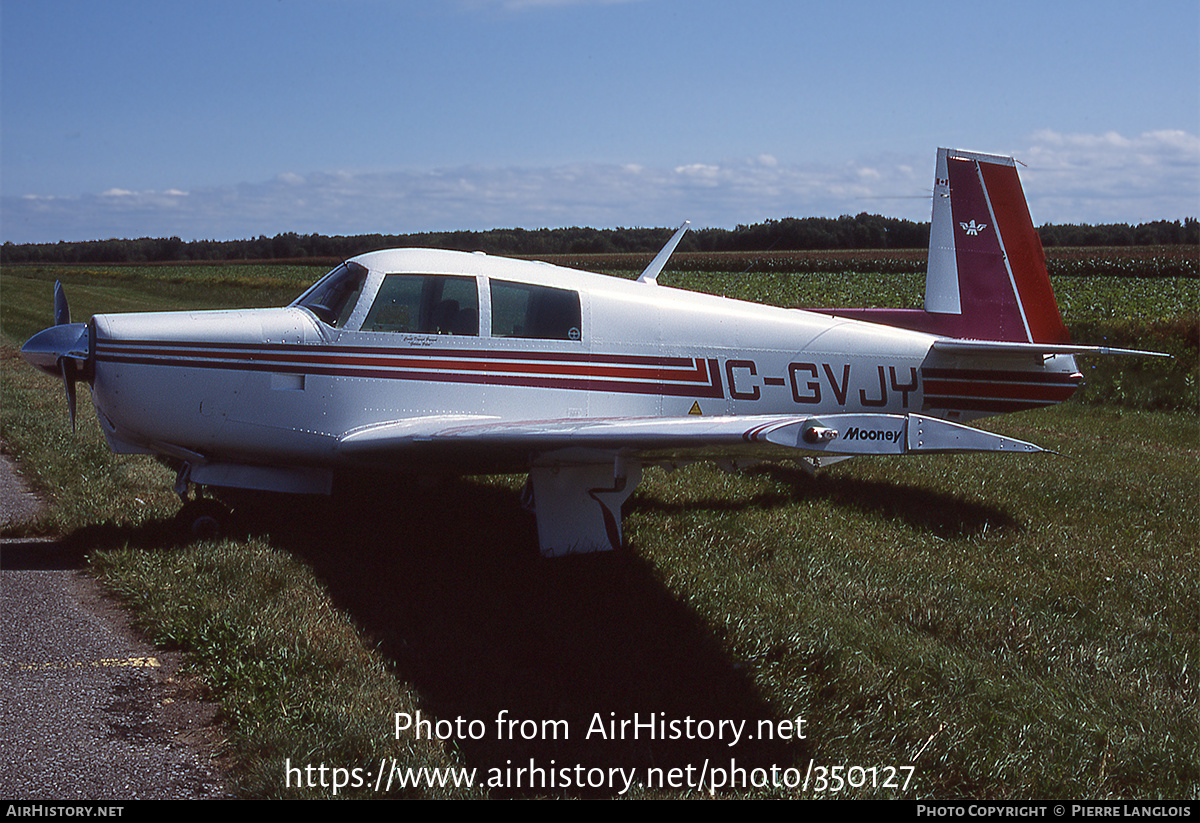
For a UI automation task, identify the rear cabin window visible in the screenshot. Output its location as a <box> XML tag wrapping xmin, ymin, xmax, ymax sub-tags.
<box><xmin>490</xmin><ymin>280</ymin><xmax>582</xmax><ymax>341</ymax></box>
<box><xmin>362</xmin><ymin>274</ymin><xmax>479</xmax><ymax>335</ymax></box>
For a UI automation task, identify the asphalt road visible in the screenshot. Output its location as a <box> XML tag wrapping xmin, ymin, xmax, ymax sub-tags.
<box><xmin>1</xmin><ymin>453</ymin><xmax>229</xmax><ymax>800</ymax></box>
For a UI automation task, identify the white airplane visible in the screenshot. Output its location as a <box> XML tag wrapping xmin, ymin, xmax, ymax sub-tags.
<box><xmin>21</xmin><ymin>148</ymin><xmax>1163</xmax><ymax>555</ymax></box>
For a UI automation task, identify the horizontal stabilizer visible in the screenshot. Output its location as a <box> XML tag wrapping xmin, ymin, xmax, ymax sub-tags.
<box><xmin>932</xmin><ymin>338</ymin><xmax>1172</xmax><ymax>359</ymax></box>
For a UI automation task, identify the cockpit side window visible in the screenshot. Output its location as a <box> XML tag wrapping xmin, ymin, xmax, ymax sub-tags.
<box><xmin>490</xmin><ymin>280</ymin><xmax>582</xmax><ymax>341</ymax></box>
<box><xmin>294</xmin><ymin>261</ymin><xmax>368</xmax><ymax>328</ymax></box>
<box><xmin>362</xmin><ymin>274</ymin><xmax>479</xmax><ymax>335</ymax></box>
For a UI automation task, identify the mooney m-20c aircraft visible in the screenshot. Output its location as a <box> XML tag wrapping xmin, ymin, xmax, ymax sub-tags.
<box><xmin>22</xmin><ymin>148</ymin><xmax>1164</xmax><ymax>555</ymax></box>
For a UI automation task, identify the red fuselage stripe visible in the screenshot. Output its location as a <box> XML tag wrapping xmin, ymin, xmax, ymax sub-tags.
<box><xmin>94</xmin><ymin>341</ymin><xmax>725</xmax><ymax>398</ymax></box>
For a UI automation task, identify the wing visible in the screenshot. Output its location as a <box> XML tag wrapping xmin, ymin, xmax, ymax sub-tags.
<box><xmin>335</xmin><ymin>411</ymin><xmax>1047</xmax><ymax>468</ymax></box>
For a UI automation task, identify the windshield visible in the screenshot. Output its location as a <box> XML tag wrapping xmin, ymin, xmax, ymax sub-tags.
<box><xmin>293</xmin><ymin>261</ymin><xmax>368</xmax><ymax>327</ymax></box>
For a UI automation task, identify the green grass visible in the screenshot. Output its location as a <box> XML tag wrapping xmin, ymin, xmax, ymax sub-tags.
<box><xmin>1</xmin><ymin>257</ymin><xmax>1196</xmax><ymax>798</ymax></box>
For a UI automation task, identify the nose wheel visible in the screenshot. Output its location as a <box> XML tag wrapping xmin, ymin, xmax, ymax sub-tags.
<box><xmin>173</xmin><ymin>461</ymin><xmax>228</xmax><ymax>539</ymax></box>
<box><xmin>176</xmin><ymin>496</ymin><xmax>231</xmax><ymax>540</ymax></box>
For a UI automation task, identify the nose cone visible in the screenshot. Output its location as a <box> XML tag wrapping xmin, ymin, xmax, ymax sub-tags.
<box><xmin>20</xmin><ymin>322</ymin><xmax>90</xmax><ymax>376</ymax></box>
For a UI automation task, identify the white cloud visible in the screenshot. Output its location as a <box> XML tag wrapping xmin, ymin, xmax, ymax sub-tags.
<box><xmin>3</xmin><ymin>131</ymin><xmax>1196</xmax><ymax>243</ymax></box>
<box><xmin>1018</xmin><ymin>129</ymin><xmax>1200</xmax><ymax>223</ymax></box>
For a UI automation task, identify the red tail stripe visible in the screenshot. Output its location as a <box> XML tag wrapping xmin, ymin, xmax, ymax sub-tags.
<box><xmin>978</xmin><ymin>162</ymin><xmax>1069</xmax><ymax>344</ymax></box>
<box><xmin>924</xmin><ymin>381</ymin><xmax>1078</xmax><ymax>402</ymax></box>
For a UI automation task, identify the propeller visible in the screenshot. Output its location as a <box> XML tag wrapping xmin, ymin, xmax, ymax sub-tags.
<box><xmin>20</xmin><ymin>281</ymin><xmax>92</xmax><ymax>432</ymax></box>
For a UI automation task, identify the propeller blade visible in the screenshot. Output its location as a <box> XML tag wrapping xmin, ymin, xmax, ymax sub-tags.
<box><xmin>60</xmin><ymin>357</ymin><xmax>78</xmax><ymax>433</ymax></box>
<box><xmin>54</xmin><ymin>280</ymin><xmax>71</xmax><ymax>326</ymax></box>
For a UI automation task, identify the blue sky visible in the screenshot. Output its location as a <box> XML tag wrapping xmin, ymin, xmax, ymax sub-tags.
<box><xmin>2</xmin><ymin>0</ymin><xmax>1197</xmax><ymax>243</ymax></box>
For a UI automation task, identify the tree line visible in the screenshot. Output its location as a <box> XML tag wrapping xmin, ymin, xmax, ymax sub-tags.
<box><xmin>2</xmin><ymin>215</ymin><xmax>1196</xmax><ymax>265</ymax></box>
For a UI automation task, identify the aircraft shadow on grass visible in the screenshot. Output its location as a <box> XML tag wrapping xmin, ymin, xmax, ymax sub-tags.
<box><xmin>625</xmin><ymin>463</ymin><xmax>1021</xmax><ymax>540</ymax></box>
<box><xmin>271</xmin><ymin>476</ymin><xmax>809</xmax><ymax>795</ymax></box>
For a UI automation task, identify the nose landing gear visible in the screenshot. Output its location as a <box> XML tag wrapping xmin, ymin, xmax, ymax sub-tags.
<box><xmin>173</xmin><ymin>462</ymin><xmax>230</xmax><ymax>539</ymax></box>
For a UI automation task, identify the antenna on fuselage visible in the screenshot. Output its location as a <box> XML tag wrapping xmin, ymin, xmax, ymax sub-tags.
<box><xmin>637</xmin><ymin>221</ymin><xmax>690</xmax><ymax>285</ymax></box>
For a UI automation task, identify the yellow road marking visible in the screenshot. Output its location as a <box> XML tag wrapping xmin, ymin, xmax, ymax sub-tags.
<box><xmin>15</xmin><ymin>656</ymin><xmax>160</xmax><ymax>671</ymax></box>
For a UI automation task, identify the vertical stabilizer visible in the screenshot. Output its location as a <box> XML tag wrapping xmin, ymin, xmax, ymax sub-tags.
<box><xmin>925</xmin><ymin>149</ymin><xmax>959</xmax><ymax>314</ymax></box>
<box><xmin>925</xmin><ymin>148</ymin><xmax>1069</xmax><ymax>344</ymax></box>
<box><xmin>811</xmin><ymin>148</ymin><xmax>1070</xmax><ymax>345</ymax></box>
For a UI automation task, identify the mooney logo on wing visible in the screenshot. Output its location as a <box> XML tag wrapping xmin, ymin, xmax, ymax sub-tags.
<box><xmin>842</xmin><ymin>427</ymin><xmax>903</xmax><ymax>443</ymax></box>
